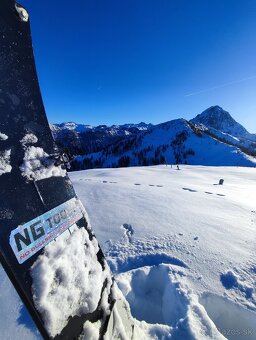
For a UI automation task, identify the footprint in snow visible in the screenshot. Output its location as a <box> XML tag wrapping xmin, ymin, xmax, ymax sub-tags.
<box><xmin>134</xmin><ymin>183</ymin><xmax>141</xmax><ymax>186</ymax></box>
<box><xmin>194</xmin><ymin>236</ymin><xmax>199</xmax><ymax>241</ymax></box>
<box><xmin>102</xmin><ymin>180</ymin><xmax>108</xmax><ymax>183</ymax></box>
<box><xmin>182</xmin><ymin>188</ymin><xmax>197</xmax><ymax>193</ymax></box>
<box><xmin>220</xmin><ymin>270</ymin><xmax>254</xmax><ymax>299</ymax></box>
<box><xmin>110</xmin><ymin>252</ymin><xmax>189</xmax><ymax>273</ymax></box>
<box><xmin>109</xmin><ymin>181</ymin><xmax>117</xmax><ymax>183</ymax></box>
<box><xmin>149</xmin><ymin>184</ymin><xmax>155</xmax><ymax>187</ymax></box>
<box><xmin>205</xmin><ymin>191</ymin><xmax>213</xmax><ymax>195</ymax></box>
<box><xmin>156</xmin><ymin>185</ymin><xmax>163</xmax><ymax>187</ymax></box>
<box><xmin>121</xmin><ymin>223</ymin><xmax>134</xmax><ymax>243</ymax></box>
<box><xmin>216</xmin><ymin>194</ymin><xmax>225</xmax><ymax>197</ymax></box>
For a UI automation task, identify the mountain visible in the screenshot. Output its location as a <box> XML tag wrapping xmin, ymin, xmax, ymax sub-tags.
<box><xmin>50</xmin><ymin>122</ymin><xmax>93</xmax><ymax>133</ymax></box>
<box><xmin>191</xmin><ymin>105</ymin><xmax>256</xmax><ymax>143</ymax></box>
<box><xmin>50</xmin><ymin>122</ymin><xmax>153</xmax><ymax>155</ymax></box>
<box><xmin>50</xmin><ymin>107</ymin><xmax>256</xmax><ymax>170</ymax></box>
<box><xmin>72</xmin><ymin>118</ymin><xmax>256</xmax><ymax>170</ymax></box>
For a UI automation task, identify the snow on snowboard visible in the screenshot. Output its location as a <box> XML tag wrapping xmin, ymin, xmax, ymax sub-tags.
<box><xmin>0</xmin><ymin>1</ymin><xmax>134</xmax><ymax>339</ymax></box>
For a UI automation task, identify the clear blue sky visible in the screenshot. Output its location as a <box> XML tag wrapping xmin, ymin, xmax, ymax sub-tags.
<box><xmin>22</xmin><ymin>0</ymin><xmax>256</xmax><ymax>131</ymax></box>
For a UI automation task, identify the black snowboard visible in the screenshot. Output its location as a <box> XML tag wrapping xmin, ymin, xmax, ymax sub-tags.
<box><xmin>0</xmin><ymin>1</ymin><xmax>116</xmax><ymax>339</ymax></box>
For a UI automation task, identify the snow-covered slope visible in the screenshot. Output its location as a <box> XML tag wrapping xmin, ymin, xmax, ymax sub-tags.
<box><xmin>0</xmin><ymin>165</ymin><xmax>256</xmax><ymax>339</ymax></box>
<box><xmin>70</xmin><ymin>165</ymin><xmax>256</xmax><ymax>339</ymax></box>
<box><xmin>50</xmin><ymin>122</ymin><xmax>153</xmax><ymax>155</ymax></box>
<box><xmin>51</xmin><ymin>108</ymin><xmax>256</xmax><ymax>170</ymax></box>
<box><xmin>50</xmin><ymin>122</ymin><xmax>151</xmax><ymax>135</ymax></box>
<box><xmin>191</xmin><ymin>106</ymin><xmax>256</xmax><ymax>142</ymax></box>
<box><xmin>73</xmin><ymin>118</ymin><xmax>256</xmax><ymax>169</ymax></box>
<box><xmin>50</xmin><ymin>122</ymin><xmax>93</xmax><ymax>134</ymax></box>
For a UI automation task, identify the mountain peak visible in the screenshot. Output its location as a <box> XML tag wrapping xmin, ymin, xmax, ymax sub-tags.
<box><xmin>190</xmin><ymin>106</ymin><xmax>250</xmax><ymax>139</ymax></box>
<box><xmin>207</xmin><ymin>105</ymin><xmax>224</xmax><ymax>111</ymax></box>
<box><xmin>195</xmin><ymin>105</ymin><xmax>232</xmax><ymax>121</ymax></box>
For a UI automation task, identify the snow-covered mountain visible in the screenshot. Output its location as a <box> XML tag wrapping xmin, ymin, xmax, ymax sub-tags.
<box><xmin>50</xmin><ymin>107</ymin><xmax>256</xmax><ymax>170</ymax></box>
<box><xmin>50</xmin><ymin>122</ymin><xmax>153</xmax><ymax>155</ymax></box>
<box><xmin>50</xmin><ymin>121</ymin><xmax>151</xmax><ymax>134</ymax></box>
<box><xmin>50</xmin><ymin>122</ymin><xmax>93</xmax><ymax>133</ymax></box>
<box><xmin>72</xmin><ymin>119</ymin><xmax>256</xmax><ymax>170</ymax></box>
<box><xmin>191</xmin><ymin>105</ymin><xmax>256</xmax><ymax>144</ymax></box>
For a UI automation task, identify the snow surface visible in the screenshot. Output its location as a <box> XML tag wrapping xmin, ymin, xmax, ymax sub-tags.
<box><xmin>0</xmin><ymin>132</ymin><xmax>8</xmax><ymax>140</ymax></box>
<box><xmin>20</xmin><ymin>146</ymin><xmax>66</xmax><ymax>181</ymax></box>
<box><xmin>15</xmin><ymin>4</ymin><xmax>29</xmax><ymax>22</ymax></box>
<box><xmin>70</xmin><ymin>165</ymin><xmax>256</xmax><ymax>339</ymax></box>
<box><xmin>20</xmin><ymin>133</ymin><xmax>38</xmax><ymax>146</ymax></box>
<box><xmin>0</xmin><ymin>149</ymin><xmax>12</xmax><ymax>175</ymax></box>
<box><xmin>82</xmin><ymin>320</ymin><xmax>101</xmax><ymax>339</ymax></box>
<box><xmin>0</xmin><ymin>165</ymin><xmax>256</xmax><ymax>339</ymax></box>
<box><xmin>0</xmin><ymin>265</ymin><xmax>40</xmax><ymax>340</ymax></box>
<box><xmin>31</xmin><ymin>223</ymin><xmax>111</xmax><ymax>337</ymax></box>
<box><xmin>116</xmin><ymin>264</ymin><xmax>225</xmax><ymax>339</ymax></box>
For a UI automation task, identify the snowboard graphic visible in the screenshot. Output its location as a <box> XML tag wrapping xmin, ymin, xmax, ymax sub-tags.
<box><xmin>0</xmin><ymin>1</ymin><xmax>134</xmax><ymax>338</ymax></box>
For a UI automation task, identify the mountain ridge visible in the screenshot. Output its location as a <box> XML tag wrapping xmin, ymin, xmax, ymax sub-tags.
<box><xmin>50</xmin><ymin>106</ymin><xmax>256</xmax><ymax>170</ymax></box>
<box><xmin>190</xmin><ymin>105</ymin><xmax>256</xmax><ymax>141</ymax></box>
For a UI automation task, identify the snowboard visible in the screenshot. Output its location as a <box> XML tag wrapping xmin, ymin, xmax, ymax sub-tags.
<box><xmin>0</xmin><ymin>1</ymin><xmax>134</xmax><ymax>339</ymax></box>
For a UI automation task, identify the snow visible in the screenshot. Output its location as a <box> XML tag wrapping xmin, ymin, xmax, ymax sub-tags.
<box><xmin>50</xmin><ymin>122</ymin><xmax>93</xmax><ymax>134</ymax></box>
<box><xmin>70</xmin><ymin>165</ymin><xmax>256</xmax><ymax>338</ymax></box>
<box><xmin>31</xmin><ymin>224</ymin><xmax>111</xmax><ymax>337</ymax></box>
<box><xmin>200</xmin><ymin>293</ymin><xmax>256</xmax><ymax>340</ymax></box>
<box><xmin>0</xmin><ymin>165</ymin><xmax>256</xmax><ymax>339</ymax></box>
<box><xmin>220</xmin><ymin>270</ymin><xmax>254</xmax><ymax>299</ymax></box>
<box><xmin>77</xmin><ymin>118</ymin><xmax>256</xmax><ymax>168</ymax></box>
<box><xmin>82</xmin><ymin>320</ymin><xmax>101</xmax><ymax>339</ymax></box>
<box><xmin>20</xmin><ymin>133</ymin><xmax>38</xmax><ymax>146</ymax></box>
<box><xmin>191</xmin><ymin>106</ymin><xmax>255</xmax><ymax>142</ymax></box>
<box><xmin>102</xmin><ymin>281</ymin><xmax>173</xmax><ymax>340</ymax></box>
<box><xmin>104</xmin><ymin>296</ymin><xmax>134</xmax><ymax>340</ymax></box>
<box><xmin>116</xmin><ymin>264</ymin><xmax>225</xmax><ymax>339</ymax></box>
<box><xmin>20</xmin><ymin>146</ymin><xmax>66</xmax><ymax>181</ymax></box>
<box><xmin>15</xmin><ymin>4</ymin><xmax>29</xmax><ymax>22</ymax></box>
<box><xmin>19</xmin><ymin>134</ymin><xmax>66</xmax><ymax>181</ymax></box>
<box><xmin>0</xmin><ymin>265</ymin><xmax>41</xmax><ymax>340</ymax></box>
<box><xmin>0</xmin><ymin>149</ymin><xmax>12</xmax><ymax>175</ymax></box>
<box><xmin>0</xmin><ymin>132</ymin><xmax>8</xmax><ymax>140</ymax></box>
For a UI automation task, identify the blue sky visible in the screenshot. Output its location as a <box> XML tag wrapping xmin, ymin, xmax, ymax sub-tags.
<box><xmin>22</xmin><ymin>0</ymin><xmax>256</xmax><ymax>131</ymax></box>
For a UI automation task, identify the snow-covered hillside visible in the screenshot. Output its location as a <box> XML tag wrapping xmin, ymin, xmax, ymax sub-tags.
<box><xmin>71</xmin><ymin>165</ymin><xmax>256</xmax><ymax>339</ymax></box>
<box><xmin>50</xmin><ymin>122</ymin><xmax>94</xmax><ymax>134</ymax></box>
<box><xmin>191</xmin><ymin>106</ymin><xmax>256</xmax><ymax>142</ymax></box>
<box><xmin>50</xmin><ymin>122</ymin><xmax>151</xmax><ymax>135</ymax></box>
<box><xmin>51</xmin><ymin>107</ymin><xmax>256</xmax><ymax>171</ymax></box>
<box><xmin>190</xmin><ymin>106</ymin><xmax>256</xmax><ymax>153</ymax></box>
<box><xmin>1</xmin><ymin>165</ymin><xmax>255</xmax><ymax>339</ymax></box>
<box><xmin>73</xmin><ymin>118</ymin><xmax>256</xmax><ymax>169</ymax></box>
<box><xmin>50</xmin><ymin>122</ymin><xmax>153</xmax><ymax>156</ymax></box>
